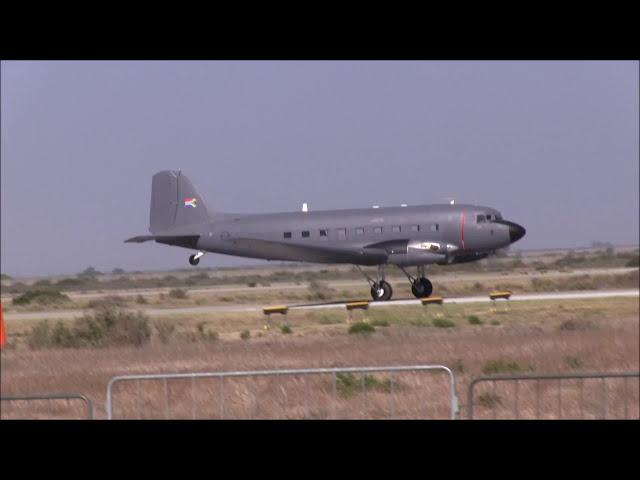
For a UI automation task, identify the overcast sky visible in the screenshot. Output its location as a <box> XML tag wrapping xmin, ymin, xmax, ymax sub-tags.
<box><xmin>1</xmin><ymin>61</ymin><xmax>638</xmax><ymax>277</ymax></box>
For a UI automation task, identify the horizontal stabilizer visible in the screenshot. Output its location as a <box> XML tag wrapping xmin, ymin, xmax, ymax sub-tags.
<box><xmin>125</xmin><ymin>235</ymin><xmax>200</xmax><ymax>249</ymax></box>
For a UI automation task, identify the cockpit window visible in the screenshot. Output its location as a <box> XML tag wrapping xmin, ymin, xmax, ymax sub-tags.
<box><xmin>477</xmin><ymin>214</ymin><xmax>486</xmax><ymax>223</ymax></box>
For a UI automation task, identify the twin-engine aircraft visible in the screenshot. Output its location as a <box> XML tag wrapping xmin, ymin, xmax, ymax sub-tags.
<box><xmin>127</xmin><ymin>170</ymin><xmax>526</xmax><ymax>301</ymax></box>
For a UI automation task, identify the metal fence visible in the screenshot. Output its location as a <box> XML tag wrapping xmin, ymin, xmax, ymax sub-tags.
<box><xmin>467</xmin><ymin>372</ymin><xmax>640</xmax><ymax>419</ymax></box>
<box><xmin>1</xmin><ymin>393</ymin><xmax>94</xmax><ymax>420</ymax></box>
<box><xmin>106</xmin><ymin>365</ymin><xmax>459</xmax><ymax>420</ymax></box>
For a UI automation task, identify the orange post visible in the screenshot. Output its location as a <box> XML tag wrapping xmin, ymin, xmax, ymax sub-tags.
<box><xmin>0</xmin><ymin>302</ymin><xmax>5</xmax><ymax>348</ymax></box>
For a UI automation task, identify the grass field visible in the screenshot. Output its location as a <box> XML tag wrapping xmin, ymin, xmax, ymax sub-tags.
<box><xmin>1</xmin><ymin>296</ymin><xmax>638</xmax><ymax>419</ymax></box>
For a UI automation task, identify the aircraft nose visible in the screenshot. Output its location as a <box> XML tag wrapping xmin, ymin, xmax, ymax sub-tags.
<box><xmin>508</xmin><ymin>222</ymin><xmax>526</xmax><ymax>243</ymax></box>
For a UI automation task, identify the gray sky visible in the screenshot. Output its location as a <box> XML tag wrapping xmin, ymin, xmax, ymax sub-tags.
<box><xmin>1</xmin><ymin>61</ymin><xmax>638</xmax><ymax>277</ymax></box>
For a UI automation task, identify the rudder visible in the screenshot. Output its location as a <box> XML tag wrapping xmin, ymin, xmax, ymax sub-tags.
<box><xmin>149</xmin><ymin>170</ymin><xmax>210</xmax><ymax>233</ymax></box>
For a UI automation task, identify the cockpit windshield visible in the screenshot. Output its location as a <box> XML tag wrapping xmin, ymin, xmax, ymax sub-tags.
<box><xmin>477</xmin><ymin>212</ymin><xmax>503</xmax><ymax>223</ymax></box>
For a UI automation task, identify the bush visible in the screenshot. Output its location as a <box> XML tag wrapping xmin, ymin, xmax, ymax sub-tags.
<box><xmin>307</xmin><ymin>280</ymin><xmax>335</xmax><ymax>301</ymax></box>
<box><xmin>625</xmin><ymin>256</ymin><xmax>639</xmax><ymax>267</ymax></box>
<box><xmin>135</xmin><ymin>295</ymin><xmax>148</xmax><ymax>304</ymax></box>
<box><xmin>348</xmin><ymin>322</ymin><xmax>375</xmax><ymax>335</ymax></box>
<box><xmin>370</xmin><ymin>319</ymin><xmax>389</xmax><ymax>327</ymax></box>
<box><xmin>13</xmin><ymin>289</ymin><xmax>71</xmax><ymax>306</ymax></box>
<box><xmin>467</xmin><ymin>315</ymin><xmax>483</xmax><ymax>325</ymax></box>
<box><xmin>155</xmin><ymin>320</ymin><xmax>176</xmax><ymax>344</ymax></box>
<box><xmin>87</xmin><ymin>295</ymin><xmax>127</xmax><ymax>309</ymax></box>
<box><xmin>491</xmin><ymin>320</ymin><xmax>501</xmax><ymax>326</ymax></box>
<box><xmin>482</xmin><ymin>359</ymin><xmax>534</xmax><ymax>375</ymax></box>
<box><xmin>476</xmin><ymin>392</ymin><xmax>502</xmax><ymax>409</ymax></box>
<box><xmin>335</xmin><ymin>373</ymin><xmax>394</xmax><ymax>397</ymax></box>
<box><xmin>280</xmin><ymin>324</ymin><xmax>292</xmax><ymax>334</ymax></box>
<box><xmin>27</xmin><ymin>306</ymin><xmax>151</xmax><ymax>349</ymax></box>
<box><xmin>565</xmin><ymin>356</ymin><xmax>583</xmax><ymax>369</ymax></box>
<box><xmin>112</xmin><ymin>268</ymin><xmax>126</xmax><ymax>275</ymax></box>
<box><xmin>558</xmin><ymin>319</ymin><xmax>593</xmax><ymax>331</ymax></box>
<box><xmin>240</xmin><ymin>330</ymin><xmax>251</xmax><ymax>340</ymax></box>
<box><xmin>168</xmin><ymin>288</ymin><xmax>188</xmax><ymax>299</ymax></box>
<box><xmin>432</xmin><ymin>318</ymin><xmax>456</xmax><ymax>328</ymax></box>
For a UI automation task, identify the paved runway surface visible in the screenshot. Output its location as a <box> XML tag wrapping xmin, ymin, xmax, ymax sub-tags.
<box><xmin>5</xmin><ymin>289</ymin><xmax>639</xmax><ymax>321</ymax></box>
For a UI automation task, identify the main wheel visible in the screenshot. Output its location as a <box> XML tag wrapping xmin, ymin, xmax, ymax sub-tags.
<box><xmin>189</xmin><ymin>254</ymin><xmax>200</xmax><ymax>266</ymax></box>
<box><xmin>411</xmin><ymin>278</ymin><xmax>433</xmax><ymax>298</ymax></box>
<box><xmin>371</xmin><ymin>280</ymin><xmax>393</xmax><ymax>301</ymax></box>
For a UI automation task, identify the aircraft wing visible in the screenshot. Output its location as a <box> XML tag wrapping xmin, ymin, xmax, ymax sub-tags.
<box><xmin>229</xmin><ymin>238</ymin><xmax>389</xmax><ymax>265</ymax></box>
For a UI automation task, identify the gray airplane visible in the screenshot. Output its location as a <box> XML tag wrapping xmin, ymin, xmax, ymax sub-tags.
<box><xmin>126</xmin><ymin>170</ymin><xmax>526</xmax><ymax>301</ymax></box>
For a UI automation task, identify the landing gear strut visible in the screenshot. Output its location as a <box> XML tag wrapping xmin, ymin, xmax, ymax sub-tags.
<box><xmin>357</xmin><ymin>265</ymin><xmax>393</xmax><ymax>301</ymax></box>
<box><xmin>399</xmin><ymin>265</ymin><xmax>433</xmax><ymax>298</ymax></box>
<box><xmin>189</xmin><ymin>251</ymin><xmax>204</xmax><ymax>266</ymax></box>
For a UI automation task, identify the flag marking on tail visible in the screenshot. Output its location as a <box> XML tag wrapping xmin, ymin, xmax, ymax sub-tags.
<box><xmin>184</xmin><ymin>197</ymin><xmax>198</xmax><ymax>208</ymax></box>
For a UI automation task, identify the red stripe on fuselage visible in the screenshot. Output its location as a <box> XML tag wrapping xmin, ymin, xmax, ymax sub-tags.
<box><xmin>460</xmin><ymin>211</ymin><xmax>465</xmax><ymax>250</ymax></box>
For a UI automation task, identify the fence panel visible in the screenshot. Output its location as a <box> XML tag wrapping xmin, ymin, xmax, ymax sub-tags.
<box><xmin>467</xmin><ymin>372</ymin><xmax>639</xmax><ymax>419</ymax></box>
<box><xmin>106</xmin><ymin>365</ymin><xmax>458</xmax><ymax>420</ymax></box>
<box><xmin>1</xmin><ymin>394</ymin><xmax>94</xmax><ymax>420</ymax></box>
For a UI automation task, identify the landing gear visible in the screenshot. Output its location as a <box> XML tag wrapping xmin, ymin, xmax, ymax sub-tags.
<box><xmin>371</xmin><ymin>280</ymin><xmax>393</xmax><ymax>301</ymax></box>
<box><xmin>399</xmin><ymin>265</ymin><xmax>433</xmax><ymax>298</ymax></box>
<box><xmin>189</xmin><ymin>251</ymin><xmax>204</xmax><ymax>266</ymax></box>
<box><xmin>357</xmin><ymin>265</ymin><xmax>394</xmax><ymax>302</ymax></box>
<box><xmin>411</xmin><ymin>277</ymin><xmax>433</xmax><ymax>298</ymax></box>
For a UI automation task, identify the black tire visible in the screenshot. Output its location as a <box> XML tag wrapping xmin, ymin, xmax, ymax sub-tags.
<box><xmin>411</xmin><ymin>278</ymin><xmax>433</xmax><ymax>298</ymax></box>
<box><xmin>419</xmin><ymin>277</ymin><xmax>433</xmax><ymax>297</ymax></box>
<box><xmin>189</xmin><ymin>255</ymin><xmax>200</xmax><ymax>266</ymax></box>
<box><xmin>371</xmin><ymin>281</ymin><xmax>393</xmax><ymax>301</ymax></box>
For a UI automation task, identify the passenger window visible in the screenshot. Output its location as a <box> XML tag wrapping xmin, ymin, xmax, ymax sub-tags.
<box><xmin>429</xmin><ymin>224</ymin><xmax>439</xmax><ymax>232</ymax></box>
<box><xmin>319</xmin><ymin>229</ymin><xmax>328</xmax><ymax>237</ymax></box>
<box><xmin>355</xmin><ymin>227</ymin><xmax>365</xmax><ymax>236</ymax></box>
<box><xmin>392</xmin><ymin>226</ymin><xmax>401</xmax><ymax>233</ymax></box>
<box><xmin>411</xmin><ymin>225</ymin><xmax>420</xmax><ymax>232</ymax></box>
<box><xmin>477</xmin><ymin>215</ymin><xmax>486</xmax><ymax>223</ymax></box>
<box><xmin>284</xmin><ymin>232</ymin><xmax>292</xmax><ymax>239</ymax></box>
<box><xmin>337</xmin><ymin>228</ymin><xmax>347</xmax><ymax>240</ymax></box>
<box><xmin>373</xmin><ymin>226</ymin><xmax>383</xmax><ymax>234</ymax></box>
<box><xmin>301</xmin><ymin>231</ymin><xmax>310</xmax><ymax>238</ymax></box>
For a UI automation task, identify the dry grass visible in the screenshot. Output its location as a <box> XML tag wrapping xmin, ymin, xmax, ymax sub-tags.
<box><xmin>1</xmin><ymin>296</ymin><xmax>637</xmax><ymax>419</ymax></box>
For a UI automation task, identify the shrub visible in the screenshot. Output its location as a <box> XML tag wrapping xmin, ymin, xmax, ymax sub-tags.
<box><xmin>13</xmin><ymin>289</ymin><xmax>71</xmax><ymax>306</ymax></box>
<box><xmin>432</xmin><ymin>318</ymin><xmax>456</xmax><ymax>328</ymax></box>
<box><xmin>565</xmin><ymin>356</ymin><xmax>583</xmax><ymax>369</ymax></box>
<box><xmin>370</xmin><ymin>319</ymin><xmax>389</xmax><ymax>327</ymax></box>
<box><xmin>476</xmin><ymin>392</ymin><xmax>502</xmax><ymax>409</ymax></box>
<box><xmin>196</xmin><ymin>322</ymin><xmax>218</xmax><ymax>342</ymax></box>
<box><xmin>348</xmin><ymin>322</ymin><xmax>375</xmax><ymax>335</ymax></box>
<box><xmin>482</xmin><ymin>359</ymin><xmax>534</xmax><ymax>375</ymax></box>
<box><xmin>247</xmin><ymin>281</ymin><xmax>257</xmax><ymax>287</ymax></box>
<box><xmin>135</xmin><ymin>295</ymin><xmax>148</xmax><ymax>304</ymax></box>
<box><xmin>453</xmin><ymin>358</ymin><xmax>466</xmax><ymax>373</ymax></box>
<box><xmin>307</xmin><ymin>280</ymin><xmax>335</xmax><ymax>301</ymax></box>
<box><xmin>240</xmin><ymin>330</ymin><xmax>251</xmax><ymax>340</ymax></box>
<box><xmin>467</xmin><ymin>315</ymin><xmax>483</xmax><ymax>325</ymax></box>
<box><xmin>558</xmin><ymin>319</ymin><xmax>593</xmax><ymax>331</ymax></box>
<box><xmin>87</xmin><ymin>295</ymin><xmax>127</xmax><ymax>309</ymax></box>
<box><xmin>27</xmin><ymin>306</ymin><xmax>151</xmax><ymax>349</ymax></box>
<box><xmin>280</xmin><ymin>324</ymin><xmax>292</xmax><ymax>334</ymax></box>
<box><xmin>112</xmin><ymin>268</ymin><xmax>126</xmax><ymax>275</ymax></box>
<box><xmin>491</xmin><ymin>320</ymin><xmax>500</xmax><ymax>326</ymax></box>
<box><xmin>625</xmin><ymin>256</ymin><xmax>639</xmax><ymax>267</ymax></box>
<box><xmin>335</xmin><ymin>373</ymin><xmax>393</xmax><ymax>398</ymax></box>
<box><xmin>168</xmin><ymin>288</ymin><xmax>188</xmax><ymax>299</ymax></box>
<box><xmin>155</xmin><ymin>320</ymin><xmax>176</xmax><ymax>344</ymax></box>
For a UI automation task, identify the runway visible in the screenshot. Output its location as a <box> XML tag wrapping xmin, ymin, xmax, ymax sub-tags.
<box><xmin>4</xmin><ymin>288</ymin><xmax>638</xmax><ymax>322</ymax></box>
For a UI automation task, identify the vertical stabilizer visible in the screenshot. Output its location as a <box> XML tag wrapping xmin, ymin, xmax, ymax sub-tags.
<box><xmin>149</xmin><ymin>170</ymin><xmax>210</xmax><ymax>233</ymax></box>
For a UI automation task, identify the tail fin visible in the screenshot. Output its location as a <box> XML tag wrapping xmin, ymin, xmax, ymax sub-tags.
<box><xmin>149</xmin><ymin>170</ymin><xmax>210</xmax><ymax>233</ymax></box>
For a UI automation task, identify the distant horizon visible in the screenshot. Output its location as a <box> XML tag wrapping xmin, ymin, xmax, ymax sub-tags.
<box><xmin>2</xmin><ymin>242</ymin><xmax>638</xmax><ymax>280</ymax></box>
